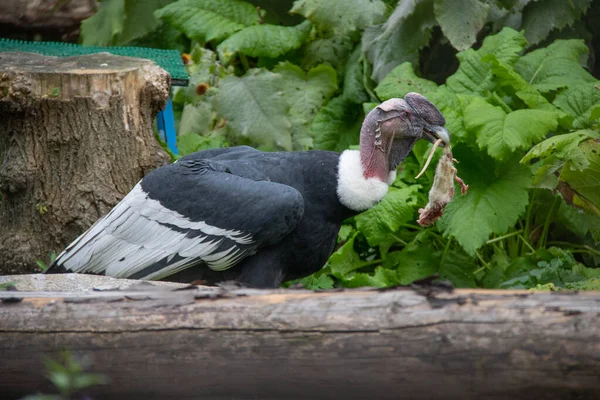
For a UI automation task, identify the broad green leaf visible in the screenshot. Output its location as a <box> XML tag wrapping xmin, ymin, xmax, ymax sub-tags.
<box><xmin>290</xmin><ymin>0</ymin><xmax>387</xmax><ymax>35</ymax></box>
<box><xmin>216</xmin><ymin>69</ymin><xmax>292</xmax><ymax>150</ymax></box>
<box><xmin>465</xmin><ymin>98</ymin><xmax>558</xmax><ymax>160</ymax></box>
<box><xmin>218</xmin><ymin>21</ymin><xmax>311</xmax><ymax>62</ymax></box>
<box><xmin>328</xmin><ymin>234</ymin><xmax>362</xmax><ymax>277</ymax></box>
<box><xmin>155</xmin><ymin>0</ymin><xmax>260</xmax><ymax>43</ymax></box>
<box><xmin>343</xmin><ymin>47</ymin><xmax>369</xmax><ymax>104</ymax></box>
<box><xmin>274</xmin><ymin>62</ymin><xmax>338</xmax><ymax>149</ymax></box>
<box><xmin>558</xmin><ymin>140</ymin><xmax>600</xmax><ymax>216</ymax></box>
<box><xmin>300</xmin><ymin>35</ymin><xmax>355</xmax><ymax>76</ymax></box>
<box><xmin>553</xmin><ymin>82</ymin><xmax>600</xmax><ymax>129</ymax></box>
<box><xmin>494</xmin><ymin>0</ymin><xmax>519</xmax><ymax>9</ymax></box>
<box><xmin>446</xmin><ymin>49</ymin><xmax>495</xmax><ymax>94</ymax></box>
<box><xmin>521</xmin><ymin>130</ymin><xmax>600</xmax><ymax>171</ymax></box>
<box><xmin>341</xmin><ymin>267</ymin><xmax>401</xmax><ymax>288</ymax></box>
<box><xmin>447</xmin><ymin>28</ymin><xmax>527</xmax><ymax>94</ymax></box>
<box><xmin>179</xmin><ymin>103</ymin><xmax>216</xmax><ymax>136</ymax></box>
<box><xmin>434</xmin><ymin>0</ymin><xmax>490</xmax><ymax>51</ymax></box>
<box><xmin>484</xmin><ymin>56</ymin><xmax>554</xmax><ymax>111</ymax></box>
<box><xmin>312</xmin><ymin>96</ymin><xmax>363</xmax><ymax>151</ymax></box>
<box><xmin>363</xmin><ymin>0</ymin><xmax>436</xmax><ymax>82</ymax></box>
<box><xmin>120</xmin><ymin>0</ymin><xmax>173</xmax><ymax>44</ymax></box>
<box><xmin>439</xmin><ymin>249</ymin><xmax>477</xmax><ymax>288</ymax></box>
<box><xmin>500</xmin><ymin>247</ymin><xmax>600</xmax><ymax>289</ymax></box>
<box><xmin>178</xmin><ymin>133</ymin><xmax>229</xmax><ymax>156</ymax></box>
<box><xmin>438</xmin><ymin>146</ymin><xmax>532</xmax><ymax>255</ymax></box>
<box><xmin>521</xmin><ymin>0</ymin><xmax>592</xmax><ymax>45</ymax></box>
<box><xmin>477</xmin><ymin>27</ymin><xmax>528</xmax><ymax>66</ymax></box>
<box><xmin>556</xmin><ymin>197</ymin><xmax>600</xmax><ymax>241</ymax></box>
<box><xmin>375</xmin><ymin>62</ymin><xmax>438</xmax><ymax>101</ymax></box>
<box><xmin>355</xmin><ymin>186</ymin><xmax>420</xmax><ymax>247</ymax></box>
<box><xmin>298</xmin><ymin>273</ymin><xmax>335</xmax><ymax>290</ymax></box>
<box><xmin>426</xmin><ymin>87</ymin><xmax>471</xmax><ymax>141</ymax></box>
<box><xmin>385</xmin><ymin>247</ymin><xmax>439</xmax><ymax>285</ymax></box>
<box><xmin>80</xmin><ymin>0</ymin><xmax>125</xmax><ymax>46</ymax></box>
<box><xmin>514</xmin><ymin>39</ymin><xmax>596</xmax><ymax>93</ymax></box>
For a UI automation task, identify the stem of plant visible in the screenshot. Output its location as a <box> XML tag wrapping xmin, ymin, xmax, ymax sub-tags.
<box><xmin>490</xmin><ymin>92</ymin><xmax>512</xmax><ymax>113</ymax></box>
<box><xmin>362</xmin><ymin>58</ymin><xmax>379</xmax><ymax>102</ymax></box>
<box><xmin>486</xmin><ymin>230</ymin><xmax>523</xmax><ymax>245</ymax></box>
<box><xmin>391</xmin><ymin>234</ymin><xmax>407</xmax><ymax>245</ymax></box>
<box><xmin>538</xmin><ymin>196</ymin><xmax>559</xmax><ymax>249</ymax></box>
<box><xmin>474</xmin><ymin>251</ymin><xmax>490</xmax><ymax>274</ymax></box>
<box><xmin>439</xmin><ymin>237</ymin><xmax>452</xmax><ymax>269</ymax></box>
<box><xmin>239</xmin><ymin>54</ymin><xmax>250</xmax><ymax>72</ymax></box>
<box><xmin>519</xmin><ymin>235</ymin><xmax>536</xmax><ymax>253</ymax></box>
<box><xmin>523</xmin><ymin>190</ymin><xmax>536</xmax><ymax>254</ymax></box>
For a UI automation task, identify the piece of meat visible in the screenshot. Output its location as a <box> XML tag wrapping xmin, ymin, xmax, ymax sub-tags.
<box><xmin>417</xmin><ymin>146</ymin><xmax>468</xmax><ymax>226</ymax></box>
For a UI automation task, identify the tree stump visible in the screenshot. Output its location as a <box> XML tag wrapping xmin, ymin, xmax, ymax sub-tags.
<box><xmin>0</xmin><ymin>52</ymin><xmax>171</xmax><ymax>274</ymax></box>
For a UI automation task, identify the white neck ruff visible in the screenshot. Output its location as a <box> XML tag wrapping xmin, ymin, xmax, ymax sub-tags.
<box><xmin>336</xmin><ymin>150</ymin><xmax>395</xmax><ymax>212</ymax></box>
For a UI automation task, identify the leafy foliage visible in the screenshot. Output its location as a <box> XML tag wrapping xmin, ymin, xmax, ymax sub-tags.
<box><xmin>79</xmin><ymin>1</ymin><xmax>600</xmax><ymax>291</ymax></box>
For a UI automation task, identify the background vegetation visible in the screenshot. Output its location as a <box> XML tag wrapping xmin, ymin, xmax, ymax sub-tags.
<box><xmin>80</xmin><ymin>0</ymin><xmax>600</xmax><ymax>290</ymax></box>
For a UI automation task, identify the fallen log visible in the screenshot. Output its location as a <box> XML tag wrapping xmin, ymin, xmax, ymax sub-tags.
<box><xmin>0</xmin><ymin>282</ymin><xmax>599</xmax><ymax>400</ymax></box>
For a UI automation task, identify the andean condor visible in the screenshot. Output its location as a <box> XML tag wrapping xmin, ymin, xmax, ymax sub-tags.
<box><xmin>47</xmin><ymin>93</ymin><xmax>449</xmax><ymax>288</ymax></box>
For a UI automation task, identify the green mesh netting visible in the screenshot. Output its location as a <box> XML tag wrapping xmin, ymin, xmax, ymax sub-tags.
<box><xmin>0</xmin><ymin>38</ymin><xmax>188</xmax><ymax>85</ymax></box>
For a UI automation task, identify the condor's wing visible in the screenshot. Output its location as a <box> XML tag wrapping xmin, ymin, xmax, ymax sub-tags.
<box><xmin>47</xmin><ymin>158</ymin><xmax>304</xmax><ymax>280</ymax></box>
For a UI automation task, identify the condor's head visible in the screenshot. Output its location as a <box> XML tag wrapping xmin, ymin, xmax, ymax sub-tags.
<box><xmin>359</xmin><ymin>92</ymin><xmax>450</xmax><ymax>182</ymax></box>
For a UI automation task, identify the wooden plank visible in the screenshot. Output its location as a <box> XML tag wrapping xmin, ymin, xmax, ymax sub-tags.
<box><xmin>1</xmin><ymin>286</ymin><xmax>599</xmax><ymax>399</ymax></box>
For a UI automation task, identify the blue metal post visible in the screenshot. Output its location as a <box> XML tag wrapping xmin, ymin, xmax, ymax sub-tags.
<box><xmin>156</xmin><ymin>98</ymin><xmax>178</xmax><ymax>155</ymax></box>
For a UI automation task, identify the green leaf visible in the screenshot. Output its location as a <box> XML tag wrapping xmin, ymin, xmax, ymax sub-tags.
<box><xmin>343</xmin><ymin>47</ymin><xmax>369</xmax><ymax>104</ymax></box>
<box><xmin>300</xmin><ymin>35</ymin><xmax>355</xmax><ymax>76</ymax></box>
<box><xmin>218</xmin><ymin>21</ymin><xmax>312</xmax><ymax>62</ymax></box>
<box><xmin>447</xmin><ymin>28</ymin><xmax>527</xmax><ymax>94</ymax></box>
<box><xmin>521</xmin><ymin>130</ymin><xmax>600</xmax><ymax>171</ymax></box>
<box><xmin>434</xmin><ymin>0</ymin><xmax>490</xmax><ymax>51</ymax></box>
<box><xmin>179</xmin><ymin>103</ymin><xmax>216</xmax><ymax>136</ymax></box>
<box><xmin>178</xmin><ymin>133</ymin><xmax>229</xmax><ymax>156</ymax></box>
<box><xmin>328</xmin><ymin>234</ymin><xmax>363</xmax><ymax>277</ymax></box>
<box><xmin>446</xmin><ymin>49</ymin><xmax>495</xmax><ymax>95</ymax></box>
<box><xmin>355</xmin><ymin>186</ymin><xmax>420</xmax><ymax>247</ymax></box>
<box><xmin>385</xmin><ymin>247</ymin><xmax>439</xmax><ymax>285</ymax></box>
<box><xmin>216</xmin><ymin>69</ymin><xmax>292</xmax><ymax>150</ymax></box>
<box><xmin>312</xmin><ymin>96</ymin><xmax>363</xmax><ymax>151</ymax></box>
<box><xmin>478</xmin><ymin>27</ymin><xmax>528</xmax><ymax>66</ymax></box>
<box><xmin>558</xmin><ymin>140</ymin><xmax>600</xmax><ymax>216</ymax></box>
<box><xmin>426</xmin><ymin>87</ymin><xmax>471</xmax><ymax>141</ymax></box>
<box><xmin>291</xmin><ymin>0</ymin><xmax>387</xmax><ymax>35</ymax></box>
<box><xmin>484</xmin><ymin>56</ymin><xmax>554</xmax><ymax>111</ymax></box>
<box><xmin>362</xmin><ymin>0</ymin><xmax>436</xmax><ymax>82</ymax></box>
<box><xmin>375</xmin><ymin>62</ymin><xmax>438</xmax><ymax>101</ymax></box>
<box><xmin>341</xmin><ymin>267</ymin><xmax>401</xmax><ymax>288</ymax></box>
<box><xmin>465</xmin><ymin>98</ymin><xmax>558</xmax><ymax>160</ymax></box>
<box><xmin>521</xmin><ymin>0</ymin><xmax>592</xmax><ymax>46</ymax></box>
<box><xmin>514</xmin><ymin>39</ymin><xmax>596</xmax><ymax>93</ymax></box>
<box><xmin>120</xmin><ymin>0</ymin><xmax>173</xmax><ymax>44</ymax></box>
<box><xmin>298</xmin><ymin>273</ymin><xmax>335</xmax><ymax>290</ymax></box>
<box><xmin>80</xmin><ymin>0</ymin><xmax>125</xmax><ymax>46</ymax></box>
<box><xmin>556</xmin><ymin>197</ymin><xmax>600</xmax><ymax>240</ymax></box>
<box><xmin>553</xmin><ymin>82</ymin><xmax>600</xmax><ymax>129</ymax></box>
<box><xmin>274</xmin><ymin>62</ymin><xmax>338</xmax><ymax>150</ymax></box>
<box><xmin>439</xmin><ymin>249</ymin><xmax>477</xmax><ymax>288</ymax></box>
<box><xmin>155</xmin><ymin>0</ymin><xmax>260</xmax><ymax>43</ymax></box>
<box><xmin>438</xmin><ymin>146</ymin><xmax>532</xmax><ymax>255</ymax></box>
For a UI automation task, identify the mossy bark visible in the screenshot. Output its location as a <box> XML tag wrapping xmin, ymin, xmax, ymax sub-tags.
<box><xmin>0</xmin><ymin>52</ymin><xmax>170</xmax><ymax>274</ymax></box>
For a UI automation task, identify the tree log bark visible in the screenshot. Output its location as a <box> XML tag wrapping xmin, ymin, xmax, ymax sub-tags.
<box><xmin>0</xmin><ymin>52</ymin><xmax>170</xmax><ymax>274</ymax></box>
<box><xmin>0</xmin><ymin>0</ymin><xmax>96</xmax><ymax>28</ymax></box>
<box><xmin>0</xmin><ymin>285</ymin><xmax>599</xmax><ymax>399</ymax></box>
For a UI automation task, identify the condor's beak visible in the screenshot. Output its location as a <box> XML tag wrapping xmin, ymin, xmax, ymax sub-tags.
<box><xmin>423</xmin><ymin>125</ymin><xmax>450</xmax><ymax>147</ymax></box>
